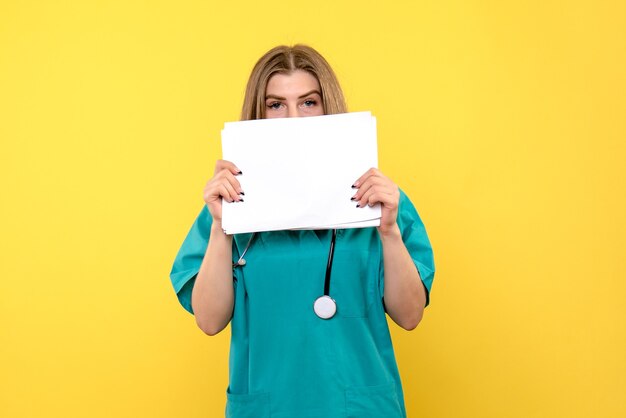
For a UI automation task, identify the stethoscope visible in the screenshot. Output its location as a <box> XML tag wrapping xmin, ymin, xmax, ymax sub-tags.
<box><xmin>233</xmin><ymin>230</ymin><xmax>338</xmax><ymax>319</ymax></box>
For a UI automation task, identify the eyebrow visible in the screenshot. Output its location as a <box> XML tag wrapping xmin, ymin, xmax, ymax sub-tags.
<box><xmin>265</xmin><ymin>90</ymin><xmax>322</xmax><ymax>101</ymax></box>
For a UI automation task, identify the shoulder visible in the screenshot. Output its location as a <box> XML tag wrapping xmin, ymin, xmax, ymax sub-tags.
<box><xmin>397</xmin><ymin>188</ymin><xmax>421</xmax><ymax>222</ymax></box>
<box><xmin>398</xmin><ymin>188</ymin><xmax>412</xmax><ymax>206</ymax></box>
<box><xmin>193</xmin><ymin>205</ymin><xmax>213</xmax><ymax>237</ymax></box>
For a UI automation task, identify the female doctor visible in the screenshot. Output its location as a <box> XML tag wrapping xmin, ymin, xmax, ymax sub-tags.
<box><xmin>170</xmin><ymin>44</ymin><xmax>435</xmax><ymax>418</ymax></box>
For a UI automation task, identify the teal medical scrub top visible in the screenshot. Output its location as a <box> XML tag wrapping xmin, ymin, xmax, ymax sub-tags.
<box><xmin>170</xmin><ymin>190</ymin><xmax>435</xmax><ymax>418</ymax></box>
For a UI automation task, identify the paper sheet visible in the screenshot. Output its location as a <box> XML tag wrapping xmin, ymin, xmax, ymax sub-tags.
<box><xmin>221</xmin><ymin>111</ymin><xmax>381</xmax><ymax>234</ymax></box>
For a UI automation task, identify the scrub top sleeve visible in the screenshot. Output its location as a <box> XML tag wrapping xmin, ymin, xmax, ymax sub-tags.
<box><xmin>379</xmin><ymin>189</ymin><xmax>436</xmax><ymax>307</ymax></box>
<box><xmin>170</xmin><ymin>205</ymin><xmax>228</xmax><ymax>315</ymax></box>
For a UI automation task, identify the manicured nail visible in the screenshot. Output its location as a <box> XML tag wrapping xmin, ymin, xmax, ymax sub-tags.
<box><xmin>237</xmin><ymin>170</ymin><xmax>243</xmax><ymax>175</ymax></box>
<box><xmin>239</xmin><ymin>191</ymin><xmax>245</xmax><ymax>196</ymax></box>
<box><xmin>351</xmin><ymin>184</ymin><xmax>357</xmax><ymax>189</ymax></box>
<box><xmin>350</xmin><ymin>196</ymin><xmax>356</xmax><ymax>201</ymax></box>
<box><xmin>239</xmin><ymin>199</ymin><xmax>244</xmax><ymax>202</ymax></box>
<box><xmin>356</xmin><ymin>204</ymin><xmax>360</xmax><ymax>208</ymax></box>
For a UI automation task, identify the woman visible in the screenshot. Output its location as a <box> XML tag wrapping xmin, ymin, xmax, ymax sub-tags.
<box><xmin>170</xmin><ymin>44</ymin><xmax>435</xmax><ymax>418</ymax></box>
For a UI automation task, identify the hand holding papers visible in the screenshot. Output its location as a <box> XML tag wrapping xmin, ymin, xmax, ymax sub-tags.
<box><xmin>220</xmin><ymin>112</ymin><xmax>381</xmax><ymax>235</ymax></box>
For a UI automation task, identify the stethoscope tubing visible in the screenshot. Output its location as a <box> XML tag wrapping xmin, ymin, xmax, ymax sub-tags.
<box><xmin>324</xmin><ymin>229</ymin><xmax>338</xmax><ymax>296</ymax></box>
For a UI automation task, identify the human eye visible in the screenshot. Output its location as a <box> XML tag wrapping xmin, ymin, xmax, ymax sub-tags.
<box><xmin>266</xmin><ymin>101</ymin><xmax>284</xmax><ymax>110</ymax></box>
<box><xmin>302</xmin><ymin>99</ymin><xmax>317</xmax><ymax>108</ymax></box>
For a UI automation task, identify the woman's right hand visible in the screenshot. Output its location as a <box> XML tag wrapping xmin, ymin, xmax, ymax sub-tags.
<box><xmin>203</xmin><ymin>159</ymin><xmax>244</xmax><ymax>223</ymax></box>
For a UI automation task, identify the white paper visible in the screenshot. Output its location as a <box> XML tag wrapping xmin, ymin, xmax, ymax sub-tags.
<box><xmin>221</xmin><ymin>112</ymin><xmax>381</xmax><ymax>234</ymax></box>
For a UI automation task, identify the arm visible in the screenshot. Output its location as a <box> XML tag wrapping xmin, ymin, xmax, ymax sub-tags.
<box><xmin>191</xmin><ymin>160</ymin><xmax>244</xmax><ymax>335</ymax></box>
<box><xmin>379</xmin><ymin>225</ymin><xmax>427</xmax><ymax>330</ymax></box>
<box><xmin>191</xmin><ymin>222</ymin><xmax>235</xmax><ymax>335</ymax></box>
<box><xmin>353</xmin><ymin>168</ymin><xmax>427</xmax><ymax>330</ymax></box>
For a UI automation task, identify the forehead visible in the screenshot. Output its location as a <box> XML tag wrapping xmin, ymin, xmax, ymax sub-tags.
<box><xmin>266</xmin><ymin>70</ymin><xmax>321</xmax><ymax>96</ymax></box>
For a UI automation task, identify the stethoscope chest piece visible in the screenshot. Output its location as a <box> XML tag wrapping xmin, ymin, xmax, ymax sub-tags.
<box><xmin>313</xmin><ymin>295</ymin><xmax>337</xmax><ymax>319</ymax></box>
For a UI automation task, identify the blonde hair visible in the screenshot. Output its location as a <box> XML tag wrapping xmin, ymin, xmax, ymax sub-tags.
<box><xmin>241</xmin><ymin>44</ymin><xmax>347</xmax><ymax>120</ymax></box>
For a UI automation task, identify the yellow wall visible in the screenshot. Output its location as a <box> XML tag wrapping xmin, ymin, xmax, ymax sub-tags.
<box><xmin>1</xmin><ymin>1</ymin><xmax>624</xmax><ymax>417</ymax></box>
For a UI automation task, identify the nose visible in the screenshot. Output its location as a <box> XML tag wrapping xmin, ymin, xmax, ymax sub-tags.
<box><xmin>287</xmin><ymin>105</ymin><xmax>300</xmax><ymax>118</ymax></box>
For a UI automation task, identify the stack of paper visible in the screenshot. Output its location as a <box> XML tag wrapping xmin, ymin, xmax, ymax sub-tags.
<box><xmin>220</xmin><ymin>111</ymin><xmax>381</xmax><ymax>234</ymax></box>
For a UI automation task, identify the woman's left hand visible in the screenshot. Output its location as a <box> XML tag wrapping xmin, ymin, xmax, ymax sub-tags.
<box><xmin>352</xmin><ymin>168</ymin><xmax>400</xmax><ymax>236</ymax></box>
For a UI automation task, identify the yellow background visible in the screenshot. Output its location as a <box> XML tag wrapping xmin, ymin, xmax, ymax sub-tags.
<box><xmin>1</xmin><ymin>1</ymin><xmax>625</xmax><ymax>417</ymax></box>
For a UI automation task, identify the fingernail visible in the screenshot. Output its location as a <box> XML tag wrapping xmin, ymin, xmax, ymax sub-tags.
<box><xmin>351</xmin><ymin>184</ymin><xmax>357</xmax><ymax>189</ymax></box>
<box><xmin>350</xmin><ymin>196</ymin><xmax>356</xmax><ymax>201</ymax></box>
<box><xmin>239</xmin><ymin>191</ymin><xmax>245</xmax><ymax>196</ymax></box>
<box><xmin>356</xmin><ymin>204</ymin><xmax>360</xmax><ymax>208</ymax></box>
<box><xmin>239</xmin><ymin>199</ymin><xmax>244</xmax><ymax>202</ymax></box>
<box><xmin>237</xmin><ymin>170</ymin><xmax>243</xmax><ymax>175</ymax></box>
